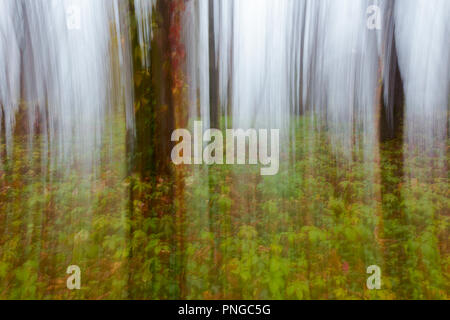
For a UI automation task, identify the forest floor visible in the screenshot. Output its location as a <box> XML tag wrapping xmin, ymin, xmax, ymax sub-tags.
<box><xmin>0</xmin><ymin>117</ymin><xmax>448</xmax><ymax>299</ymax></box>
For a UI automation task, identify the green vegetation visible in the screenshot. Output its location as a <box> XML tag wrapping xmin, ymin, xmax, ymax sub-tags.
<box><xmin>0</xmin><ymin>117</ymin><xmax>447</xmax><ymax>299</ymax></box>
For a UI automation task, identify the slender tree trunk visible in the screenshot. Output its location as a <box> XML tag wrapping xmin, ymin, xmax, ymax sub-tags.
<box><xmin>208</xmin><ymin>0</ymin><xmax>219</xmax><ymax>129</ymax></box>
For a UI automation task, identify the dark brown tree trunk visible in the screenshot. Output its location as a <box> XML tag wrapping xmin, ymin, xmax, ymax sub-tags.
<box><xmin>208</xmin><ymin>0</ymin><xmax>219</xmax><ymax>129</ymax></box>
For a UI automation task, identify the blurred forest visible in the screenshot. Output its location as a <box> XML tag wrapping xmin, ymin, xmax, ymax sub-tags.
<box><xmin>0</xmin><ymin>0</ymin><xmax>448</xmax><ymax>300</ymax></box>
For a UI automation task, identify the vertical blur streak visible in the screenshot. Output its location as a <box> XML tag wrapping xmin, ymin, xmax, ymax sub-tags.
<box><xmin>183</xmin><ymin>0</ymin><xmax>211</xmax><ymax>126</ymax></box>
<box><xmin>0</xmin><ymin>0</ymin><xmax>21</xmax><ymax>158</ymax></box>
<box><xmin>395</xmin><ymin>0</ymin><xmax>449</xmax><ymax>177</ymax></box>
<box><xmin>134</xmin><ymin>0</ymin><xmax>155</xmax><ymax>69</ymax></box>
